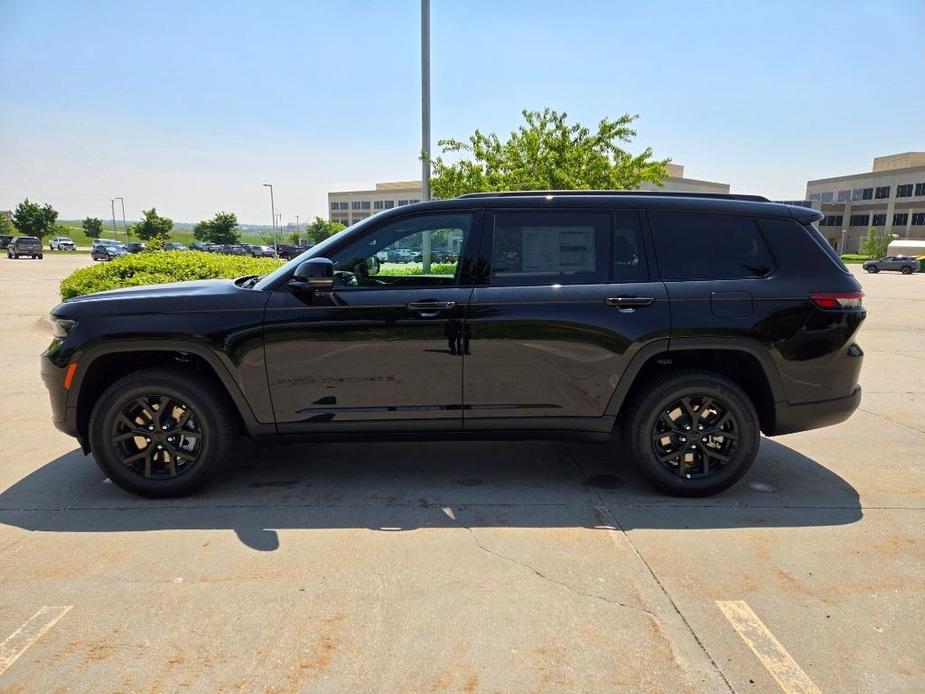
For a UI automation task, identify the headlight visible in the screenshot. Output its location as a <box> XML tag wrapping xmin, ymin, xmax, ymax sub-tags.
<box><xmin>51</xmin><ymin>317</ymin><xmax>77</xmax><ymax>340</ymax></box>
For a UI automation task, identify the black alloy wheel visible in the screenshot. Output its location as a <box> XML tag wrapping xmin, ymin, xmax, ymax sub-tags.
<box><xmin>624</xmin><ymin>370</ymin><xmax>760</xmax><ymax>496</ymax></box>
<box><xmin>89</xmin><ymin>367</ymin><xmax>237</xmax><ymax>497</ymax></box>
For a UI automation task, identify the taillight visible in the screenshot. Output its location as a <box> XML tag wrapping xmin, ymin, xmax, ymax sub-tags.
<box><xmin>810</xmin><ymin>291</ymin><xmax>864</xmax><ymax>309</ymax></box>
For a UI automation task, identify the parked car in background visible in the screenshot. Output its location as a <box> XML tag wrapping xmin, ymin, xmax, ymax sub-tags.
<box><xmin>91</xmin><ymin>245</ymin><xmax>128</xmax><ymax>261</ymax></box>
<box><xmin>92</xmin><ymin>238</ymin><xmax>124</xmax><ymax>249</ymax></box>
<box><xmin>7</xmin><ymin>236</ymin><xmax>43</xmax><ymax>259</ymax></box>
<box><xmin>189</xmin><ymin>242</ymin><xmax>207</xmax><ymax>252</ymax></box>
<box><xmin>50</xmin><ymin>236</ymin><xmax>77</xmax><ymax>251</ymax></box>
<box><xmin>43</xmin><ymin>192</ymin><xmax>866</xmax><ymax>498</ymax></box>
<box><xmin>164</xmin><ymin>242</ymin><xmax>188</xmax><ymax>251</ymax></box>
<box><xmin>0</xmin><ymin>235</ymin><xmax>13</xmax><ymax>248</ymax></box>
<box><xmin>251</xmin><ymin>245</ymin><xmax>276</xmax><ymax>258</ymax></box>
<box><xmin>275</xmin><ymin>244</ymin><xmax>303</xmax><ymax>260</ymax></box>
<box><xmin>125</xmin><ymin>242</ymin><xmax>147</xmax><ymax>253</ymax></box>
<box><xmin>221</xmin><ymin>244</ymin><xmax>247</xmax><ymax>256</ymax></box>
<box><xmin>387</xmin><ymin>248</ymin><xmax>414</xmax><ymax>263</ymax></box>
<box><xmin>862</xmin><ymin>255</ymin><xmax>919</xmax><ymax>274</ymax></box>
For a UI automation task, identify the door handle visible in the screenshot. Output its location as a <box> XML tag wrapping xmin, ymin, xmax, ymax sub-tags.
<box><xmin>605</xmin><ymin>296</ymin><xmax>655</xmax><ymax>308</ymax></box>
<box><xmin>407</xmin><ymin>301</ymin><xmax>457</xmax><ymax>311</ymax></box>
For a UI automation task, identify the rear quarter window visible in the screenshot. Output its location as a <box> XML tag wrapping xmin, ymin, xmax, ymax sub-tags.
<box><xmin>648</xmin><ymin>212</ymin><xmax>775</xmax><ymax>281</ymax></box>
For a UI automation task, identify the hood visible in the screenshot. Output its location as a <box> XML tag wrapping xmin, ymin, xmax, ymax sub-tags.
<box><xmin>66</xmin><ymin>279</ymin><xmax>238</xmax><ymax>303</ymax></box>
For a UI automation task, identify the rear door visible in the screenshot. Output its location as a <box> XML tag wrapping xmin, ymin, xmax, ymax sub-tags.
<box><xmin>463</xmin><ymin>209</ymin><xmax>670</xmax><ymax>431</ymax></box>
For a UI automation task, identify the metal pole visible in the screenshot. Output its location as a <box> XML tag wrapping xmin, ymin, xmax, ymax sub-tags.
<box><xmin>111</xmin><ymin>199</ymin><xmax>117</xmax><ymax>233</ymax></box>
<box><xmin>263</xmin><ymin>184</ymin><xmax>276</xmax><ymax>254</ymax></box>
<box><xmin>421</xmin><ymin>0</ymin><xmax>432</xmax><ymax>273</ymax></box>
<box><xmin>840</xmin><ymin>229</ymin><xmax>848</xmax><ymax>254</ymax></box>
<box><xmin>115</xmin><ymin>197</ymin><xmax>125</xmax><ymax>240</ymax></box>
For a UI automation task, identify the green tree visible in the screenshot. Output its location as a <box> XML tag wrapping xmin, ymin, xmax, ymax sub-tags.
<box><xmin>306</xmin><ymin>216</ymin><xmax>345</xmax><ymax>244</ymax></box>
<box><xmin>12</xmin><ymin>199</ymin><xmax>59</xmax><ymax>239</ymax></box>
<box><xmin>0</xmin><ymin>213</ymin><xmax>14</xmax><ymax>236</ymax></box>
<box><xmin>426</xmin><ymin>108</ymin><xmax>669</xmax><ymax>198</ymax></box>
<box><xmin>193</xmin><ymin>211</ymin><xmax>239</xmax><ymax>244</ymax></box>
<box><xmin>130</xmin><ymin>208</ymin><xmax>173</xmax><ymax>242</ymax></box>
<box><xmin>288</xmin><ymin>230</ymin><xmax>301</xmax><ymax>245</ymax></box>
<box><xmin>82</xmin><ymin>217</ymin><xmax>104</xmax><ymax>236</ymax></box>
<box><xmin>860</xmin><ymin>227</ymin><xmax>890</xmax><ymax>258</ymax></box>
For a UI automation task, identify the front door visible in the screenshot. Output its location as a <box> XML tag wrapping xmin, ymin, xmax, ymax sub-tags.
<box><xmin>463</xmin><ymin>209</ymin><xmax>670</xmax><ymax>431</ymax></box>
<box><xmin>264</xmin><ymin>212</ymin><xmax>479</xmax><ymax>432</ymax></box>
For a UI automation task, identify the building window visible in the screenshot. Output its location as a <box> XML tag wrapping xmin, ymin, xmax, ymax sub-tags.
<box><xmin>897</xmin><ymin>184</ymin><xmax>914</xmax><ymax>198</ymax></box>
<box><xmin>821</xmin><ymin>191</ymin><xmax>834</xmax><ymax>202</ymax></box>
<box><xmin>351</xmin><ymin>201</ymin><xmax>371</xmax><ymax>210</ymax></box>
<box><xmin>373</xmin><ymin>200</ymin><xmax>385</xmax><ymax>209</ymax></box>
<box><xmin>893</xmin><ymin>213</ymin><xmax>909</xmax><ymax>226</ymax></box>
<box><xmin>862</xmin><ymin>188</ymin><xmax>873</xmax><ymax>200</ymax></box>
<box><xmin>875</xmin><ymin>186</ymin><xmax>891</xmax><ymax>199</ymax></box>
<box><xmin>808</xmin><ymin>193</ymin><xmax>821</xmax><ymax>201</ymax></box>
<box><xmin>872</xmin><ymin>214</ymin><xmax>886</xmax><ymax>226</ymax></box>
<box><xmin>409</xmin><ymin>199</ymin><xmax>421</xmax><ymax>204</ymax></box>
<box><xmin>330</xmin><ymin>201</ymin><xmax>348</xmax><ymax>210</ymax></box>
<box><xmin>852</xmin><ymin>188</ymin><xmax>874</xmax><ymax>201</ymax></box>
<box><xmin>849</xmin><ymin>214</ymin><xmax>870</xmax><ymax>227</ymax></box>
<box><xmin>915</xmin><ymin>183</ymin><xmax>925</xmax><ymax>196</ymax></box>
<box><xmin>821</xmin><ymin>215</ymin><xmax>843</xmax><ymax>227</ymax></box>
<box><xmin>837</xmin><ymin>190</ymin><xmax>850</xmax><ymax>202</ymax></box>
<box><xmin>913</xmin><ymin>213</ymin><xmax>925</xmax><ymax>226</ymax></box>
<box><xmin>397</xmin><ymin>200</ymin><xmax>408</xmax><ymax>206</ymax></box>
<box><xmin>383</xmin><ymin>200</ymin><xmax>394</xmax><ymax>209</ymax></box>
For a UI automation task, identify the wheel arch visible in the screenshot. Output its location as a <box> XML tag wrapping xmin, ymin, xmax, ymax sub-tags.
<box><xmin>607</xmin><ymin>338</ymin><xmax>783</xmax><ymax>434</ymax></box>
<box><xmin>72</xmin><ymin>341</ymin><xmax>272</xmax><ymax>450</ymax></box>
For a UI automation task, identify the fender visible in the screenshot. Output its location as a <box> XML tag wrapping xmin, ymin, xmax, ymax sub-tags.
<box><xmin>67</xmin><ymin>338</ymin><xmax>275</xmax><ymax>437</ymax></box>
<box><xmin>604</xmin><ymin>336</ymin><xmax>785</xmax><ymax>416</ymax></box>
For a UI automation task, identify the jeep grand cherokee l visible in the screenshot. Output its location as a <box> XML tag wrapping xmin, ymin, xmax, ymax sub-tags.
<box><xmin>42</xmin><ymin>192</ymin><xmax>865</xmax><ymax>498</ymax></box>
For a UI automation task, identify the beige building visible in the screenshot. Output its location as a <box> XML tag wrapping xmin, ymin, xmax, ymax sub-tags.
<box><xmin>327</xmin><ymin>164</ymin><xmax>729</xmax><ymax>226</ymax></box>
<box><xmin>806</xmin><ymin>152</ymin><xmax>925</xmax><ymax>252</ymax></box>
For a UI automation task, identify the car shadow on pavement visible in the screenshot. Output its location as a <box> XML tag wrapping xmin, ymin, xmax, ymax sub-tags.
<box><xmin>0</xmin><ymin>437</ymin><xmax>862</xmax><ymax>551</ymax></box>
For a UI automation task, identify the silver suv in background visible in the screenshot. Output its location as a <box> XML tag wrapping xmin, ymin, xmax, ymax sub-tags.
<box><xmin>863</xmin><ymin>255</ymin><xmax>919</xmax><ymax>274</ymax></box>
<box><xmin>49</xmin><ymin>236</ymin><xmax>77</xmax><ymax>250</ymax></box>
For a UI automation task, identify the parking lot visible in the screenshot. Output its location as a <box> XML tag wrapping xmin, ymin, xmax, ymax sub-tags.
<box><xmin>0</xmin><ymin>253</ymin><xmax>922</xmax><ymax>692</ymax></box>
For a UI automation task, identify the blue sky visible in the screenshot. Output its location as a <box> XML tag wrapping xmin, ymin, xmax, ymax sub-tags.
<box><xmin>1</xmin><ymin>0</ymin><xmax>923</xmax><ymax>224</ymax></box>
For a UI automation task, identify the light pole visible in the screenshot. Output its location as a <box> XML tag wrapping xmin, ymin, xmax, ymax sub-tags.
<box><xmin>420</xmin><ymin>0</ymin><xmax>432</xmax><ymax>272</ymax></box>
<box><xmin>114</xmin><ymin>197</ymin><xmax>126</xmax><ymax>239</ymax></box>
<box><xmin>110</xmin><ymin>199</ymin><xmax>117</xmax><ymax>234</ymax></box>
<box><xmin>263</xmin><ymin>184</ymin><xmax>277</xmax><ymax>253</ymax></box>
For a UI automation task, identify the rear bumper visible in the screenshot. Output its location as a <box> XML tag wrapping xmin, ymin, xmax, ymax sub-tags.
<box><xmin>769</xmin><ymin>386</ymin><xmax>862</xmax><ymax>436</ymax></box>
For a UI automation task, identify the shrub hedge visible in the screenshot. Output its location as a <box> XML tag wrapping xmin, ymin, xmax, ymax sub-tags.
<box><xmin>840</xmin><ymin>254</ymin><xmax>873</xmax><ymax>264</ymax></box>
<box><xmin>60</xmin><ymin>251</ymin><xmax>284</xmax><ymax>300</ymax></box>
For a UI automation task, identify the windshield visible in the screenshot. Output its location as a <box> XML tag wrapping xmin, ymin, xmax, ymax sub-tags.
<box><xmin>252</xmin><ymin>218</ymin><xmax>371</xmax><ymax>291</ymax></box>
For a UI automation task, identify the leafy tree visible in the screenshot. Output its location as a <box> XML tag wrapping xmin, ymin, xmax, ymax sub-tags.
<box><xmin>287</xmin><ymin>230</ymin><xmax>301</xmax><ymax>245</ymax></box>
<box><xmin>193</xmin><ymin>211</ymin><xmax>239</xmax><ymax>244</ymax></box>
<box><xmin>82</xmin><ymin>217</ymin><xmax>104</xmax><ymax>236</ymax></box>
<box><xmin>307</xmin><ymin>216</ymin><xmax>345</xmax><ymax>244</ymax></box>
<box><xmin>860</xmin><ymin>227</ymin><xmax>890</xmax><ymax>259</ymax></box>
<box><xmin>0</xmin><ymin>213</ymin><xmax>14</xmax><ymax>236</ymax></box>
<box><xmin>426</xmin><ymin>108</ymin><xmax>669</xmax><ymax>198</ymax></box>
<box><xmin>130</xmin><ymin>208</ymin><xmax>173</xmax><ymax>242</ymax></box>
<box><xmin>12</xmin><ymin>199</ymin><xmax>59</xmax><ymax>239</ymax></box>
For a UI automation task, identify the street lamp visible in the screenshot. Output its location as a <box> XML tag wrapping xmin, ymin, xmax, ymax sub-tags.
<box><xmin>114</xmin><ymin>197</ymin><xmax>126</xmax><ymax>239</ymax></box>
<box><xmin>110</xmin><ymin>199</ymin><xmax>117</xmax><ymax>234</ymax></box>
<box><xmin>420</xmin><ymin>0</ymin><xmax>432</xmax><ymax>273</ymax></box>
<box><xmin>262</xmin><ymin>184</ymin><xmax>277</xmax><ymax>253</ymax></box>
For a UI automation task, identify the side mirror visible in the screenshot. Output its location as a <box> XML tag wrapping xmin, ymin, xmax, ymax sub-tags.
<box><xmin>290</xmin><ymin>257</ymin><xmax>334</xmax><ymax>291</ymax></box>
<box><xmin>367</xmin><ymin>255</ymin><xmax>380</xmax><ymax>276</ymax></box>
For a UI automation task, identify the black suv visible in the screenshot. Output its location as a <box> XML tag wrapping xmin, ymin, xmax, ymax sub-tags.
<box><xmin>8</xmin><ymin>236</ymin><xmax>44</xmax><ymax>259</ymax></box>
<box><xmin>42</xmin><ymin>192</ymin><xmax>865</xmax><ymax>498</ymax></box>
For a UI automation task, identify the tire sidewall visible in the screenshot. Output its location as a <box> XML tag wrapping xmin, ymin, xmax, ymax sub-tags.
<box><xmin>89</xmin><ymin>375</ymin><xmax>227</xmax><ymax>497</ymax></box>
<box><xmin>630</xmin><ymin>377</ymin><xmax>760</xmax><ymax>496</ymax></box>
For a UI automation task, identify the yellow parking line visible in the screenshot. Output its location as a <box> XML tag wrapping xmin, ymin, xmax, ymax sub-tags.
<box><xmin>0</xmin><ymin>606</ymin><xmax>73</xmax><ymax>677</ymax></box>
<box><xmin>716</xmin><ymin>600</ymin><xmax>820</xmax><ymax>694</ymax></box>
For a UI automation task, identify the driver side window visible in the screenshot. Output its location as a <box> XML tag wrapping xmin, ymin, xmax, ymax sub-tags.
<box><xmin>330</xmin><ymin>213</ymin><xmax>473</xmax><ymax>289</ymax></box>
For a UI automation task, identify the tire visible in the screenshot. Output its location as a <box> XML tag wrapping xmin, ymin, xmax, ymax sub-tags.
<box><xmin>866</xmin><ymin>266</ymin><xmax>878</xmax><ymax>273</ymax></box>
<box><xmin>623</xmin><ymin>369</ymin><xmax>760</xmax><ymax>496</ymax></box>
<box><xmin>901</xmin><ymin>266</ymin><xmax>913</xmax><ymax>275</ymax></box>
<box><xmin>88</xmin><ymin>367</ymin><xmax>238</xmax><ymax>497</ymax></box>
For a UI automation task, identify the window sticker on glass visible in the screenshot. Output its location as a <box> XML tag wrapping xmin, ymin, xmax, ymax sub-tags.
<box><xmin>522</xmin><ymin>226</ymin><xmax>596</xmax><ymax>273</ymax></box>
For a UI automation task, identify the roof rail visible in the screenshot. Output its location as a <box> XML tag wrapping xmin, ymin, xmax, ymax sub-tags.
<box><xmin>456</xmin><ymin>190</ymin><xmax>770</xmax><ymax>202</ymax></box>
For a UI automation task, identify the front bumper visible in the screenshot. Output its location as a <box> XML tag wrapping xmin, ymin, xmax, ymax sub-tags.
<box><xmin>41</xmin><ymin>353</ymin><xmax>78</xmax><ymax>437</ymax></box>
<box><xmin>769</xmin><ymin>386</ymin><xmax>862</xmax><ymax>436</ymax></box>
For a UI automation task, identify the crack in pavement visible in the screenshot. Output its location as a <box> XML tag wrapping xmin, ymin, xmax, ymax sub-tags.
<box><xmin>560</xmin><ymin>443</ymin><xmax>736</xmax><ymax>693</ymax></box>
<box><xmin>440</xmin><ymin>504</ymin><xmax>657</xmax><ymax>617</ymax></box>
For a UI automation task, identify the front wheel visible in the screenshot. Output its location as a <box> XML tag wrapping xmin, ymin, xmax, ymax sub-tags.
<box><xmin>866</xmin><ymin>266</ymin><xmax>879</xmax><ymax>273</ymax></box>
<box><xmin>88</xmin><ymin>367</ymin><xmax>238</xmax><ymax>497</ymax></box>
<box><xmin>623</xmin><ymin>370</ymin><xmax>760</xmax><ymax>496</ymax></box>
<box><xmin>901</xmin><ymin>266</ymin><xmax>913</xmax><ymax>275</ymax></box>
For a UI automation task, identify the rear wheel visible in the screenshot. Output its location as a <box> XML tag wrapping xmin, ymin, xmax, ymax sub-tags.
<box><xmin>623</xmin><ymin>370</ymin><xmax>760</xmax><ymax>496</ymax></box>
<box><xmin>88</xmin><ymin>367</ymin><xmax>238</xmax><ymax>497</ymax></box>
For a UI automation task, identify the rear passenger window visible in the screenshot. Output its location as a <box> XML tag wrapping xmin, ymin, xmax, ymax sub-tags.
<box><xmin>613</xmin><ymin>212</ymin><xmax>648</xmax><ymax>282</ymax></box>
<box><xmin>491</xmin><ymin>212</ymin><xmax>609</xmax><ymax>285</ymax></box>
<box><xmin>649</xmin><ymin>213</ymin><xmax>775</xmax><ymax>280</ymax></box>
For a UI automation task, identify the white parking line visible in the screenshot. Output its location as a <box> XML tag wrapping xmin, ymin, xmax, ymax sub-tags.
<box><xmin>716</xmin><ymin>600</ymin><xmax>820</xmax><ymax>694</ymax></box>
<box><xmin>0</xmin><ymin>606</ymin><xmax>73</xmax><ymax>677</ymax></box>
